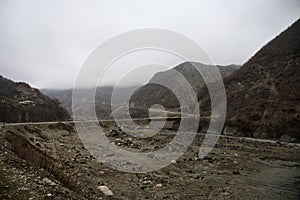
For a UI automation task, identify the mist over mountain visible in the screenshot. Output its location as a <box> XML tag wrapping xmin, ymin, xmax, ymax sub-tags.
<box><xmin>42</xmin><ymin>86</ymin><xmax>140</xmax><ymax>120</ymax></box>
<box><xmin>126</xmin><ymin>19</ymin><xmax>300</xmax><ymax>142</ymax></box>
<box><xmin>28</xmin><ymin>19</ymin><xmax>300</xmax><ymax>142</ymax></box>
<box><xmin>129</xmin><ymin>63</ymin><xmax>240</xmax><ymax>118</ymax></box>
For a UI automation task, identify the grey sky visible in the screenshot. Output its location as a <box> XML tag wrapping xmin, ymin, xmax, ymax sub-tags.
<box><xmin>0</xmin><ymin>0</ymin><xmax>299</xmax><ymax>89</ymax></box>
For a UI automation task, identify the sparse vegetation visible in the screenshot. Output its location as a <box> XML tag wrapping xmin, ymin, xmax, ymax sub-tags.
<box><xmin>0</xmin><ymin>75</ymin><xmax>70</xmax><ymax>123</ymax></box>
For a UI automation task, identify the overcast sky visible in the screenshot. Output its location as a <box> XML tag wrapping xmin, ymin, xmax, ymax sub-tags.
<box><xmin>0</xmin><ymin>0</ymin><xmax>299</xmax><ymax>89</ymax></box>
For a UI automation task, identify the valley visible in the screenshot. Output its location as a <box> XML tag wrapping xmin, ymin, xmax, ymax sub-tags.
<box><xmin>0</xmin><ymin>8</ymin><xmax>299</xmax><ymax>200</ymax></box>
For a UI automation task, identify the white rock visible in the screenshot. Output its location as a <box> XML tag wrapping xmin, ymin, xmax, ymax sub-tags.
<box><xmin>46</xmin><ymin>193</ymin><xmax>52</xmax><ymax>197</ymax></box>
<box><xmin>171</xmin><ymin>160</ymin><xmax>177</xmax><ymax>164</ymax></box>
<box><xmin>143</xmin><ymin>180</ymin><xmax>151</xmax><ymax>184</ymax></box>
<box><xmin>98</xmin><ymin>186</ymin><xmax>113</xmax><ymax>196</ymax></box>
<box><xmin>155</xmin><ymin>183</ymin><xmax>162</xmax><ymax>188</ymax></box>
<box><xmin>42</xmin><ymin>177</ymin><xmax>56</xmax><ymax>186</ymax></box>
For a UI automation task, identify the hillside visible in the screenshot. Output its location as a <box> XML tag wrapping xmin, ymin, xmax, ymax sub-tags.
<box><xmin>0</xmin><ymin>75</ymin><xmax>70</xmax><ymax>123</ymax></box>
<box><xmin>129</xmin><ymin>62</ymin><xmax>239</xmax><ymax>118</ymax></box>
<box><xmin>128</xmin><ymin>19</ymin><xmax>300</xmax><ymax>141</ymax></box>
<box><xmin>200</xmin><ymin>19</ymin><xmax>300</xmax><ymax>141</ymax></box>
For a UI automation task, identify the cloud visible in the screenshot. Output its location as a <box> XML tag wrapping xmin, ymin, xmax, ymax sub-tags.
<box><xmin>0</xmin><ymin>0</ymin><xmax>299</xmax><ymax>88</ymax></box>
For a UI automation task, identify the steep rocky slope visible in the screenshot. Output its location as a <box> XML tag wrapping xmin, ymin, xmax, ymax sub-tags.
<box><xmin>0</xmin><ymin>75</ymin><xmax>70</xmax><ymax>123</ymax></box>
<box><xmin>201</xmin><ymin>19</ymin><xmax>300</xmax><ymax>141</ymax></box>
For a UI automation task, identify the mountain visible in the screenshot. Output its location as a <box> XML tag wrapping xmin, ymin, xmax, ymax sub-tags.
<box><xmin>129</xmin><ymin>63</ymin><xmax>240</xmax><ymax>118</ymax></box>
<box><xmin>42</xmin><ymin>86</ymin><xmax>139</xmax><ymax>120</ymax></box>
<box><xmin>200</xmin><ymin>19</ymin><xmax>300</xmax><ymax>141</ymax></box>
<box><xmin>225</xmin><ymin>19</ymin><xmax>300</xmax><ymax>140</ymax></box>
<box><xmin>0</xmin><ymin>75</ymin><xmax>70</xmax><ymax>123</ymax></box>
<box><xmin>129</xmin><ymin>19</ymin><xmax>300</xmax><ymax>142</ymax></box>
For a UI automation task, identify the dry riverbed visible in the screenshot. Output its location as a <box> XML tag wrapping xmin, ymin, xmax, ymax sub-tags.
<box><xmin>0</xmin><ymin>122</ymin><xmax>299</xmax><ymax>199</ymax></box>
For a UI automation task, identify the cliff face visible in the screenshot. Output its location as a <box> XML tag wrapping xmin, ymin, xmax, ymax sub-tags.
<box><xmin>0</xmin><ymin>75</ymin><xmax>70</xmax><ymax>123</ymax></box>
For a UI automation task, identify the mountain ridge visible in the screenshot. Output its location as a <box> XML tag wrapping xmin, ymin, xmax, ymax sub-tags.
<box><xmin>129</xmin><ymin>63</ymin><xmax>240</xmax><ymax>112</ymax></box>
<box><xmin>201</xmin><ymin>19</ymin><xmax>300</xmax><ymax>141</ymax></box>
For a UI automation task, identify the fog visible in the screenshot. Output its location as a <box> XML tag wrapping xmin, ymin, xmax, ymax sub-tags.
<box><xmin>0</xmin><ymin>0</ymin><xmax>299</xmax><ymax>88</ymax></box>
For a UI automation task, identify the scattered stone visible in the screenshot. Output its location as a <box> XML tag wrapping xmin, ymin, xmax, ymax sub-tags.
<box><xmin>42</xmin><ymin>177</ymin><xmax>56</xmax><ymax>186</ymax></box>
<box><xmin>2</xmin><ymin>119</ymin><xmax>299</xmax><ymax>199</ymax></box>
<box><xmin>98</xmin><ymin>185</ymin><xmax>113</xmax><ymax>196</ymax></box>
<box><xmin>19</xmin><ymin>186</ymin><xmax>29</xmax><ymax>191</ymax></box>
<box><xmin>205</xmin><ymin>156</ymin><xmax>214</xmax><ymax>163</ymax></box>
<box><xmin>155</xmin><ymin>183</ymin><xmax>162</xmax><ymax>188</ymax></box>
<box><xmin>46</xmin><ymin>193</ymin><xmax>52</xmax><ymax>197</ymax></box>
<box><xmin>140</xmin><ymin>186</ymin><xmax>146</xmax><ymax>190</ymax></box>
<box><xmin>190</xmin><ymin>174</ymin><xmax>203</xmax><ymax>180</ymax></box>
<box><xmin>143</xmin><ymin>180</ymin><xmax>151</xmax><ymax>184</ymax></box>
<box><xmin>221</xmin><ymin>191</ymin><xmax>230</xmax><ymax>196</ymax></box>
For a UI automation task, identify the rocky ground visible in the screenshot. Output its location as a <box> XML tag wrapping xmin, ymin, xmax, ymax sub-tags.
<box><xmin>0</xmin><ymin>122</ymin><xmax>299</xmax><ymax>199</ymax></box>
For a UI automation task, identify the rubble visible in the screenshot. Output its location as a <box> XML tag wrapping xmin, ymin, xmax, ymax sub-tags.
<box><xmin>1</xmin><ymin>123</ymin><xmax>299</xmax><ymax>199</ymax></box>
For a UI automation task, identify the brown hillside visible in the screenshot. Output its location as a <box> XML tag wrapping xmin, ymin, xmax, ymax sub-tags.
<box><xmin>205</xmin><ymin>19</ymin><xmax>300</xmax><ymax>141</ymax></box>
<box><xmin>129</xmin><ymin>62</ymin><xmax>239</xmax><ymax>118</ymax></box>
<box><xmin>0</xmin><ymin>75</ymin><xmax>70</xmax><ymax>123</ymax></box>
